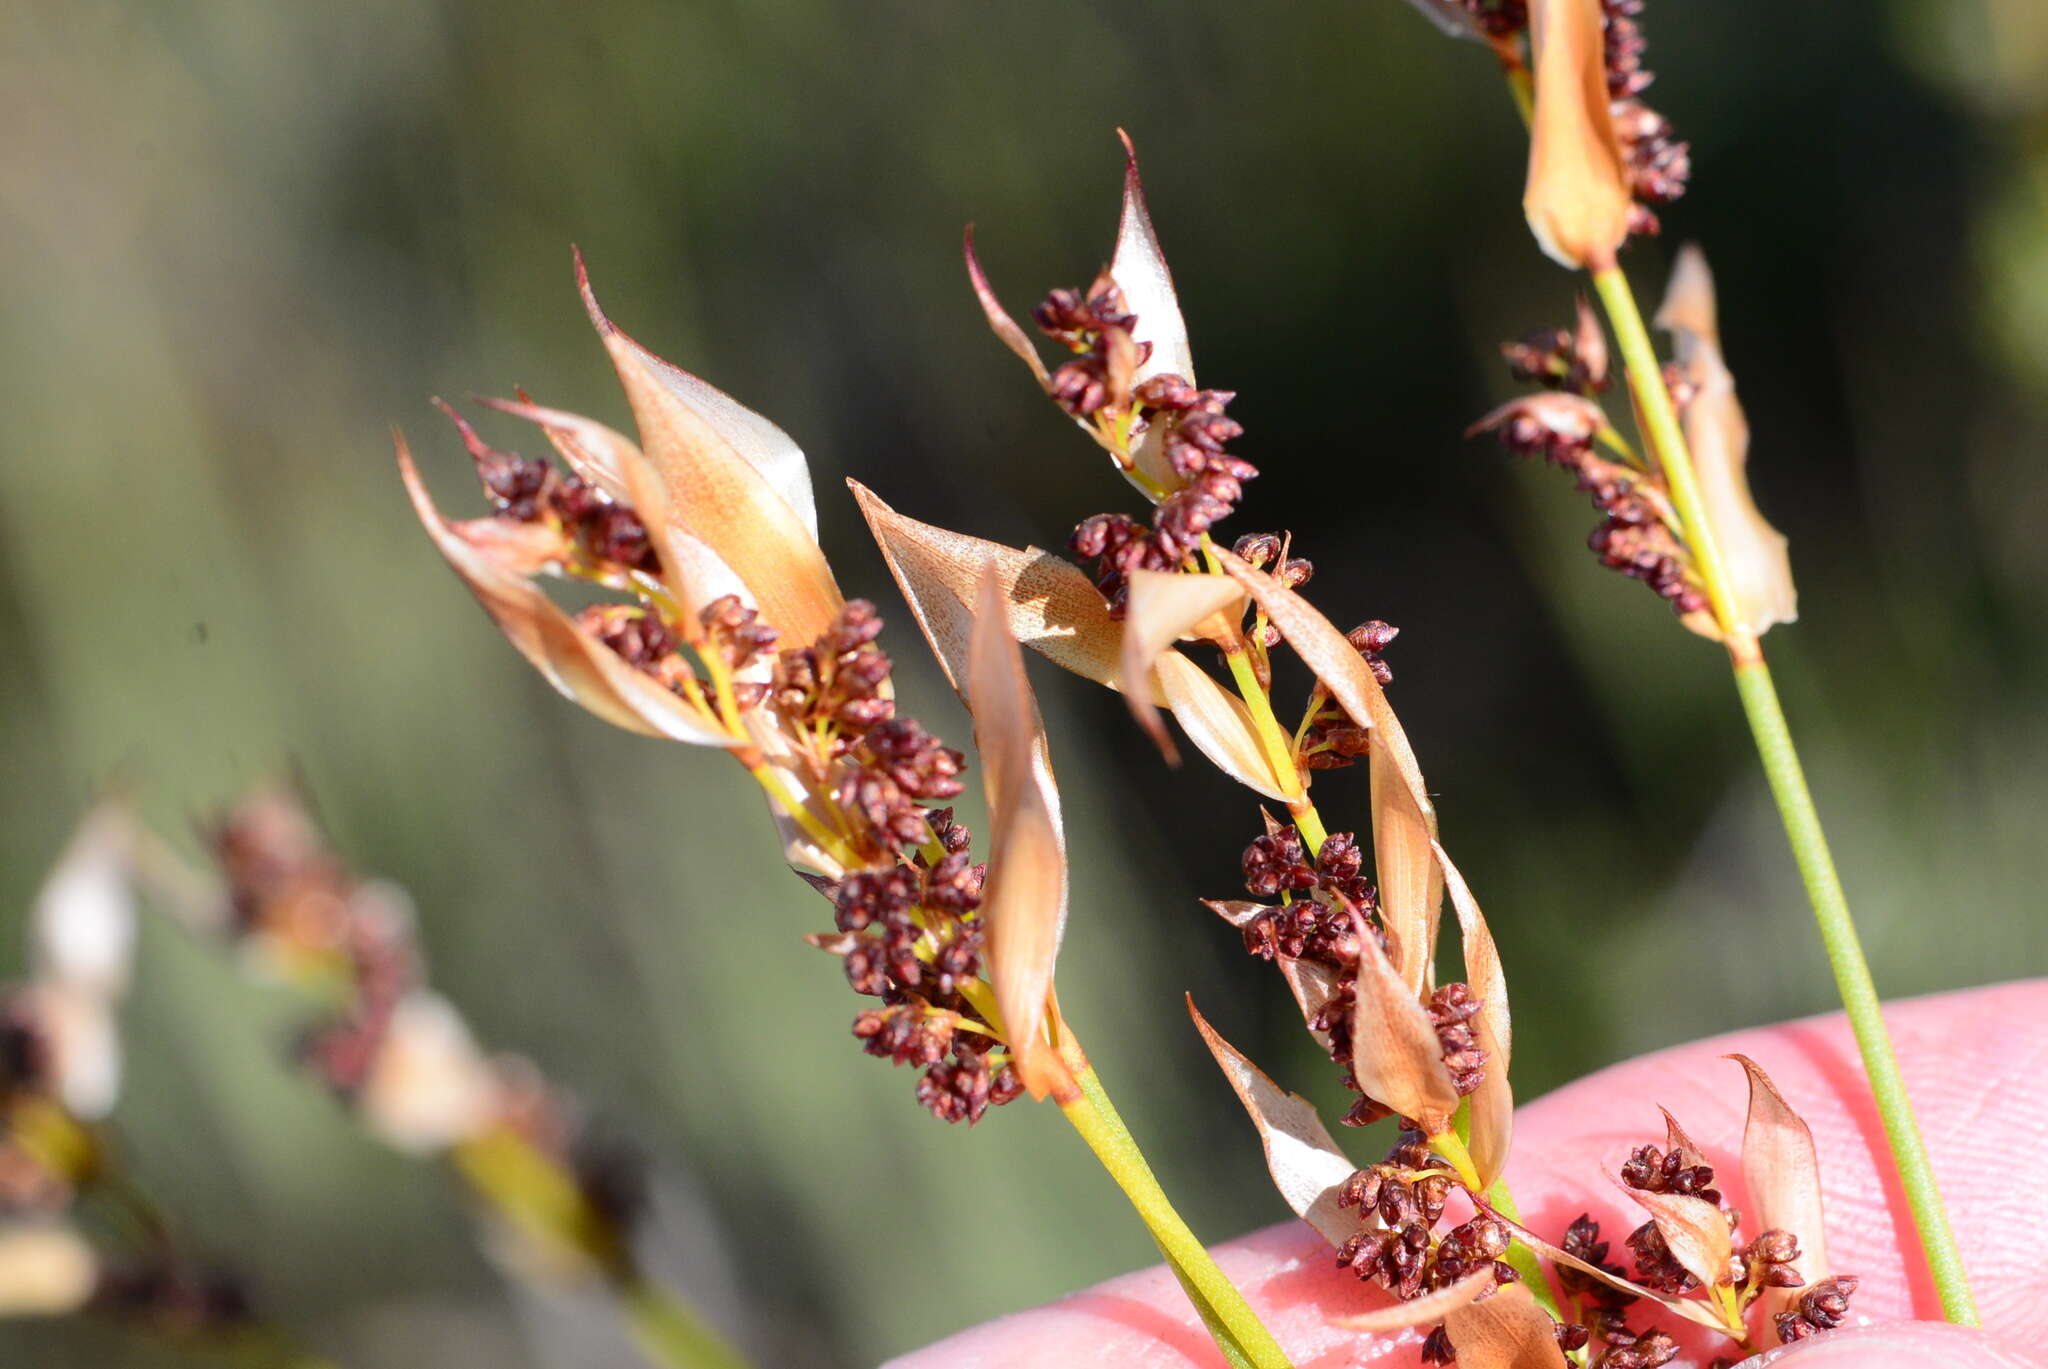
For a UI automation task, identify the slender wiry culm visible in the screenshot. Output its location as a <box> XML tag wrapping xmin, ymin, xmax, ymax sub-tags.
<box><xmin>1414</xmin><ymin>0</ymin><xmax>1980</xmax><ymax>1327</ymax></box>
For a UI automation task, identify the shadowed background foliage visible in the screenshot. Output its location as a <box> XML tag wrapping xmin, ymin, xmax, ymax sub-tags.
<box><xmin>4</xmin><ymin>1</ymin><xmax>2046</xmax><ymax>1365</ymax></box>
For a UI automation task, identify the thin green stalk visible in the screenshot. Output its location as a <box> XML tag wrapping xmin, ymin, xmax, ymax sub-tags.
<box><xmin>1732</xmin><ymin>659</ymin><xmax>1978</xmax><ymax>1325</ymax></box>
<box><xmin>620</xmin><ymin>1276</ymin><xmax>756</xmax><ymax>1369</ymax></box>
<box><xmin>1593</xmin><ymin>265</ymin><xmax>1979</xmax><ymax>1326</ymax></box>
<box><xmin>1448</xmin><ymin>1101</ymin><xmax>1560</xmax><ymax>1321</ymax></box>
<box><xmin>455</xmin><ymin>1129</ymin><xmax>759</xmax><ymax>1369</ymax></box>
<box><xmin>1062</xmin><ymin>1066</ymin><xmax>1295</xmax><ymax>1369</ymax></box>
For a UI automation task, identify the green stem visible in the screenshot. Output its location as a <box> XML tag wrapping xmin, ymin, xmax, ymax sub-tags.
<box><xmin>1590</xmin><ymin>268</ymin><xmax>1738</xmax><ymax>630</ymax></box>
<box><xmin>1593</xmin><ymin>265</ymin><xmax>1979</xmax><ymax>1327</ymax></box>
<box><xmin>1197</xmin><ymin>536</ymin><xmax>1331</xmax><ymax>854</ymax></box>
<box><xmin>1450</xmin><ymin>1100</ymin><xmax>1563</xmax><ymax>1323</ymax></box>
<box><xmin>455</xmin><ymin>1129</ymin><xmax>759</xmax><ymax>1368</ymax></box>
<box><xmin>619</xmin><ymin>1275</ymin><xmax>756</xmax><ymax>1369</ymax></box>
<box><xmin>1062</xmin><ymin>1067</ymin><xmax>1296</xmax><ymax>1369</ymax></box>
<box><xmin>1732</xmin><ymin>659</ymin><xmax>1979</xmax><ymax>1326</ymax></box>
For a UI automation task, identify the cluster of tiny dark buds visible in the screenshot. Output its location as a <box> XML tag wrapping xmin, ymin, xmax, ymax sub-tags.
<box><xmin>1231</xmin><ymin>533</ymin><xmax>1312</xmax><ymax>648</ymax></box>
<box><xmin>791</xmin><ymin>601</ymin><xmax>1018</xmax><ymax>1126</ymax></box>
<box><xmin>1733</xmin><ymin>1228</ymin><xmax>1805</xmax><ymax>1294</ymax></box>
<box><xmin>1501</xmin><ymin>299</ymin><xmax>1609</xmax><ymax>398</ymax></box>
<box><xmin>1426</xmin><ymin>983</ymin><xmax>1487</xmax><ymax>1097</ymax></box>
<box><xmin>1558</xmin><ymin>1213</ymin><xmax>1637</xmax><ymax>1309</ymax></box>
<box><xmin>1471</xmin><ymin>393</ymin><xmax>1708</xmax><ymax>620</ymax></box>
<box><xmin>92</xmin><ymin>1259</ymin><xmax>253</xmax><ymax>1338</ymax></box>
<box><xmin>1065</xmin><ymin>380</ymin><xmax>1260</xmax><ymax>613</ymax></box>
<box><xmin>1775</xmin><ymin>1276</ymin><xmax>1859</xmax><ymax>1344</ymax></box>
<box><xmin>1034</xmin><ymin>278</ymin><xmax>1260</xmax><ymax>612</ymax></box>
<box><xmin>1620</xmin><ymin>1142</ymin><xmax>1721</xmax><ymax>1205</ymax></box>
<box><xmin>1033</xmin><ymin>270</ymin><xmax>1147</xmax><ymax>419</ymax></box>
<box><xmin>580</xmin><ymin>595</ymin><xmax>779</xmax><ymax>710</ymax></box>
<box><xmin>1588</xmin><ymin>1316</ymin><xmax>1681</xmax><ymax>1369</ymax></box>
<box><xmin>832</xmin><ymin>856</ymin><xmax>1017</xmax><ymax>1125</ymax></box>
<box><xmin>1601</xmin><ymin>0</ymin><xmax>1692</xmax><ymax>237</ymax></box>
<box><xmin>1296</xmin><ymin>622</ymin><xmax>1398</xmax><ymax>769</ymax></box>
<box><xmin>1138</xmin><ymin>374</ymin><xmax>1257</xmax><ymax>562</ymax></box>
<box><xmin>772</xmin><ymin>599</ymin><xmax>894</xmax><ymax>747</ymax></box>
<box><xmin>1618</xmin><ymin>1140</ymin><xmax>1736</xmax><ymax>1296</ymax></box>
<box><xmin>435</xmin><ymin>399</ymin><xmax>657</xmax><ymax>575</ymax></box>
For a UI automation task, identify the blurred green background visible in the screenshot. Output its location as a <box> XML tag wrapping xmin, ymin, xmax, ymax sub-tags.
<box><xmin>4</xmin><ymin>0</ymin><xmax>2046</xmax><ymax>1365</ymax></box>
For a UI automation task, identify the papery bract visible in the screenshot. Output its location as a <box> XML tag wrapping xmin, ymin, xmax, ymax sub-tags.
<box><xmin>852</xmin><ymin>484</ymin><xmax>1288</xmax><ymax>798</ymax></box>
<box><xmin>1655</xmin><ymin>244</ymin><xmax>1796</xmax><ymax>639</ymax></box>
<box><xmin>966</xmin><ymin>568</ymin><xmax>1073</xmax><ymax>1101</ymax></box>
<box><xmin>1442</xmin><ymin>1282</ymin><xmax>1571</xmax><ymax>1368</ymax></box>
<box><xmin>1522</xmin><ymin>0</ymin><xmax>1631</xmax><ymax>270</ymax></box>
<box><xmin>1118</xmin><ymin>569</ymin><xmax>1245</xmax><ymax>763</ymax></box>
<box><xmin>1349</xmin><ymin>912</ymin><xmax>1461</xmax><ymax>1137</ymax></box>
<box><xmin>397</xmin><ymin>436</ymin><xmax>738</xmax><ymax>747</ymax></box>
<box><xmin>1435</xmin><ymin>843</ymin><xmax>1514</xmax><ymax>1187</ymax></box>
<box><xmin>575</xmin><ymin>252</ymin><xmax>843</xmax><ymax>647</ymax></box>
<box><xmin>1730</xmin><ymin>1053</ymin><xmax>1831</xmax><ymax>1317</ymax></box>
<box><xmin>1190</xmin><ymin>999</ymin><xmax>1357</xmax><ymax>1244</ymax></box>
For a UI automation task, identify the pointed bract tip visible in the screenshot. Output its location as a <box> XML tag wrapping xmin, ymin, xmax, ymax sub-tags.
<box><xmin>430</xmin><ymin>396</ymin><xmax>495</xmax><ymax>462</ymax></box>
<box><xmin>573</xmin><ymin>244</ymin><xmax>615</xmax><ymax>336</ymax></box>
<box><xmin>1653</xmin><ymin>242</ymin><xmax>1718</xmax><ymax>341</ymax></box>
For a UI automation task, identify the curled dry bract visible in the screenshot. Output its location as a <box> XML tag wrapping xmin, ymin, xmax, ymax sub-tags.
<box><xmin>1190</xmin><ymin>999</ymin><xmax>1357</xmax><ymax>1245</ymax></box>
<box><xmin>966</xmin><ymin>569</ymin><xmax>1072</xmax><ymax>1100</ymax></box>
<box><xmin>1655</xmin><ymin>244</ymin><xmax>1796</xmax><ymax>639</ymax></box>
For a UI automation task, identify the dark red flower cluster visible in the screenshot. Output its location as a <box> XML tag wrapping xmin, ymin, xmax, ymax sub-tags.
<box><xmin>772</xmin><ymin>598</ymin><xmax>893</xmax><ymax>733</ymax></box>
<box><xmin>1229</xmin><ymin>533</ymin><xmax>1315</xmax><ymax>646</ymax></box>
<box><xmin>1033</xmin><ymin>271</ymin><xmax>1147</xmax><ymax>419</ymax></box>
<box><xmin>1031</xmin><ymin>283</ymin><xmax>1260</xmax><ymax>615</ymax></box>
<box><xmin>1294</xmin><ymin>621</ymin><xmax>1400</xmax><ymax>769</ymax></box>
<box><xmin>1775</xmin><ymin>1276</ymin><xmax>1860</xmax><ymax>1343</ymax></box>
<box><xmin>1136</xmin><ymin>374</ymin><xmax>1257</xmax><ymax>561</ymax></box>
<box><xmin>778</xmin><ymin>603</ymin><xmax>1024</xmax><ymax>1126</ymax></box>
<box><xmin>1472</xmin><ymin>390</ymin><xmax>1708</xmax><ymax>621</ymax></box>
<box><xmin>438</xmin><ymin>401</ymin><xmax>658</xmax><ymax>575</ymax></box>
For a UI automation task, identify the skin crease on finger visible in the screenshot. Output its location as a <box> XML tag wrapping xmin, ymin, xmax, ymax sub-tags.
<box><xmin>882</xmin><ymin>979</ymin><xmax>2048</xmax><ymax>1369</ymax></box>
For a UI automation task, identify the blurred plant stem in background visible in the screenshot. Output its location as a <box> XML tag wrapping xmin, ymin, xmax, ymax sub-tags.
<box><xmin>453</xmin><ymin>1129</ymin><xmax>752</xmax><ymax>1369</ymax></box>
